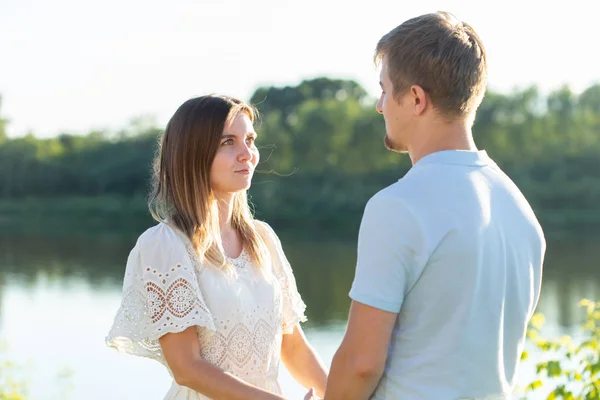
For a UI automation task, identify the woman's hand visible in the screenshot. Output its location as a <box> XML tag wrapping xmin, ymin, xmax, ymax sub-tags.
<box><xmin>304</xmin><ymin>388</ymin><xmax>319</xmax><ymax>400</ymax></box>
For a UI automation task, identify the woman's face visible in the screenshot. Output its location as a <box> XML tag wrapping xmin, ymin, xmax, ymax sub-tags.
<box><xmin>210</xmin><ymin>111</ymin><xmax>259</xmax><ymax>196</ymax></box>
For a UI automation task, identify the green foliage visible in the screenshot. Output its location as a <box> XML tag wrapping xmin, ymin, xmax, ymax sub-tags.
<box><xmin>0</xmin><ymin>343</ymin><xmax>27</xmax><ymax>400</ymax></box>
<box><xmin>522</xmin><ymin>300</ymin><xmax>600</xmax><ymax>399</ymax></box>
<box><xmin>0</xmin><ymin>342</ymin><xmax>73</xmax><ymax>400</ymax></box>
<box><xmin>0</xmin><ymin>95</ymin><xmax>8</xmax><ymax>144</ymax></box>
<box><xmin>1</xmin><ymin>79</ymin><xmax>600</xmax><ymax>236</ymax></box>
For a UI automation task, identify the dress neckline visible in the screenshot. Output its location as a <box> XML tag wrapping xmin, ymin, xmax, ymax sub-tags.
<box><xmin>227</xmin><ymin>248</ymin><xmax>251</xmax><ymax>270</ymax></box>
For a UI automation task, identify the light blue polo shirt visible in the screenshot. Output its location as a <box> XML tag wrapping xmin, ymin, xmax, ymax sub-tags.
<box><xmin>349</xmin><ymin>150</ymin><xmax>545</xmax><ymax>400</ymax></box>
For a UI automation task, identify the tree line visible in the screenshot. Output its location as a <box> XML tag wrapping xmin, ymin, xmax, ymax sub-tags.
<box><xmin>1</xmin><ymin>79</ymin><xmax>599</xmax><ymax>237</ymax></box>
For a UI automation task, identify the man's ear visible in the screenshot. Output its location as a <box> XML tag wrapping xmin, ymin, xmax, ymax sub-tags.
<box><xmin>409</xmin><ymin>85</ymin><xmax>428</xmax><ymax>116</ymax></box>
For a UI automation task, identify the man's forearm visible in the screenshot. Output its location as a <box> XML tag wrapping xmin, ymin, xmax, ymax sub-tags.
<box><xmin>324</xmin><ymin>346</ymin><xmax>383</xmax><ymax>400</ymax></box>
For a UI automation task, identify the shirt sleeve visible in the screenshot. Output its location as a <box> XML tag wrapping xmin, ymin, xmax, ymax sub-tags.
<box><xmin>106</xmin><ymin>223</ymin><xmax>215</xmax><ymax>365</ymax></box>
<box><xmin>349</xmin><ymin>192</ymin><xmax>427</xmax><ymax>313</ymax></box>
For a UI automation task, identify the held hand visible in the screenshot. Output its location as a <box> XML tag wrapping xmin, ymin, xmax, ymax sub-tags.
<box><xmin>303</xmin><ymin>387</ymin><xmax>319</xmax><ymax>400</ymax></box>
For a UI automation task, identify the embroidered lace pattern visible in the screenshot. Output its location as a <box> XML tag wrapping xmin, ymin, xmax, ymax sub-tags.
<box><xmin>106</xmin><ymin>222</ymin><xmax>306</xmax><ymax>399</ymax></box>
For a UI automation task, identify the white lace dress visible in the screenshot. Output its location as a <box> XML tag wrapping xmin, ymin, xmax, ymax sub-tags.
<box><xmin>106</xmin><ymin>221</ymin><xmax>307</xmax><ymax>399</ymax></box>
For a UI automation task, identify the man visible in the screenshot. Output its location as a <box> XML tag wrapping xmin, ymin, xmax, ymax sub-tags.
<box><xmin>322</xmin><ymin>11</ymin><xmax>545</xmax><ymax>400</ymax></box>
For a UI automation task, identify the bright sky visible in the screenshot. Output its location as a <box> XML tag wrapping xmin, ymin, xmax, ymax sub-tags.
<box><xmin>1</xmin><ymin>0</ymin><xmax>598</xmax><ymax>138</ymax></box>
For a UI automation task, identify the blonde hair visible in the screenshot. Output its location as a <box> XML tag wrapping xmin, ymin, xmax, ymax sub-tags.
<box><xmin>149</xmin><ymin>95</ymin><xmax>268</xmax><ymax>271</ymax></box>
<box><xmin>375</xmin><ymin>11</ymin><xmax>488</xmax><ymax>121</ymax></box>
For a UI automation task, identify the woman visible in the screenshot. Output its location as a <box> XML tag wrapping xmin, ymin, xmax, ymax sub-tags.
<box><xmin>106</xmin><ymin>95</ymin><xmax>328</xmax><ymax>399</ymax></box>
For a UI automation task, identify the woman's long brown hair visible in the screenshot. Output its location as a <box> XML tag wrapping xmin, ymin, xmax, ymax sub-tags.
<box><xmin>149</xmin><ymin>95</ymin><xmax>268</xmax><ymax>271</ymax></box>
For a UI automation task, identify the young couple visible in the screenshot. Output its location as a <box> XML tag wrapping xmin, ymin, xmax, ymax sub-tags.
<box><xmin>107</xmin><ymin>11</ymin><xmax>545</xmax><ymax>400</ymax></box>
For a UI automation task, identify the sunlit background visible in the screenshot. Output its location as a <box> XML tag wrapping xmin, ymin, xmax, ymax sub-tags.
<box><xmin>1</xmin><ymin>0</ymin><xmax>599</xmax><ymax>399</ymax></box>
<box><xmin>2</xmin><ymin>0</ymin><xmax>599</xmax><ymax>137</ymax></box>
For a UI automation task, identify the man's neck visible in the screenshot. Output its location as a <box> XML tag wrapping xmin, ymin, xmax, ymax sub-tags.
<box><xmin>408</xmin><ymin>119</ymin><xmax>477</xmax><ymax>165</ymax></box>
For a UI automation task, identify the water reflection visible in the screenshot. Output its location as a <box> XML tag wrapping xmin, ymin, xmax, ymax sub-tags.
<box><xmin>1</xmin><ymin>232</ymin><xmax>599</xmax><ymax>327</ymax></box>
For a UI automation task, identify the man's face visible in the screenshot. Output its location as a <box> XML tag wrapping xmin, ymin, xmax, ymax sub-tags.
<box><xmin>376</xmin><ymin>58</ymin><xmax>413</xmax><ymax>153</ymax></box>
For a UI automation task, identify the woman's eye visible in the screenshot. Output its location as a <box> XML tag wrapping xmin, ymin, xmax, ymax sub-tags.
<box><xmin>246</xmin><ymin>136</ymin><xmax>256</xmax><ymax>143</ymax></box>
<box><xmin>222</xmin><ymin>139</ymin><xmax>234</xmax><ymax>146</ymax></box>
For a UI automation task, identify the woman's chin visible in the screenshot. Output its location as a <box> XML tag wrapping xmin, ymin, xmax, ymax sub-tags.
<box><xmin>230</xmin><ymin>183</ymin><xmax>252</xmax><ymax>193</ymax></box>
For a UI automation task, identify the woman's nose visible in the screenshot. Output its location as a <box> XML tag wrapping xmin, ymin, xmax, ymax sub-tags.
<box><xmin>238</xmin><ymin>143</ymin><xmax>252</xmax><ymax>162</ymax></box>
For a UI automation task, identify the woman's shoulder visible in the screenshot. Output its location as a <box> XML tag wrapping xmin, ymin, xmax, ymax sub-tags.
<box><xmin>126</xmin><ymin>221</ymin><xmax>197</xmax><ymax>275</ymax></box>
<box><xmin>253</xmin><ymin>219</ymin><xmax>275</xmax><ymax>236</ymax></box>
<box><xmin>253</xmin><ymin>219</ymin><xmax>281</xmax><ymax>246</ymax></box>
<box><xmin>136</xmin><ymin>221</ymin><xmax>188</xmax><ymax>251</ymax></box>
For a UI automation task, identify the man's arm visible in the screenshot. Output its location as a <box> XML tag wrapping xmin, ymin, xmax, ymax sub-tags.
<box><xmin>323</xmin><ymin>194</ymin><xmax>423</xmax><ymax>400</ymax></box>
<box><xmin>324</xmin><ymin>301</ymin><xmax>397</xmax><ymax>400</ymax></box>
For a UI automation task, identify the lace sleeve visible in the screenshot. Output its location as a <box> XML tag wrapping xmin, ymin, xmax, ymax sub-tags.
<box><xmin>256</xmin><ymin>221</ymin><xmax>307</xmax><ymax>334</ymax></box>
<box><xmin>106</xmin><ymin>223</ymin><xmax>215</xmax><ymax>366</ymax></box>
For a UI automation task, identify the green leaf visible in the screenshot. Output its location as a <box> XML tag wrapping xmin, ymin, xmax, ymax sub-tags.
<box><xmin>592</xmin><ymin>361</ymin><xmax>600</xmax><ymax>376</ymax></box>
<box><xmin>537</xmin><ymin>362</ymin><xmax>549</xmax><ymax>374</ymax></box>
<box><xmin>583</xmin><ymin>320</ymin><xmax>597</xmax><ymax>332</ymax></box>
<box><xmin>585</xmin><ymin>385</ymin><xmax>599</xmax><ymax>400</ymax></box>
<box><xmin>528</xmin><ymin>329</ymin><xmax>540</xmax><ymax>341</ymax></box>
<box><xmin>580</xmin><ymin>299</ymin><xmax>591</xmax><ymax>307</ymax></box>
<box><xmin>526</xmin><ymin>380</ymin><xmax>543</xmax><ymax>391</ymax></box>
<box><xmin>547</xmin><ymin>361</ymin><xmax>562</xmax><ymax>377</ymax></box>
<box><xmin>579</xmin><ymin>339</ymin><xmax>597</xmax><ymax>351</ymax></box>
<box><xmin>559</xmin><ymin>335</ymin><xmax>574</xmax><ymax>349</ymax></box>
<box><xmin>530</xmin><ymin>313</ymin><xmax>546</xmax><ymax>330</ymax></box>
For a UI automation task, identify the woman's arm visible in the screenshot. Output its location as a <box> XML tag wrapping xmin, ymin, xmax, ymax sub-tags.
<box><xmin>281</xmin><ymin>324</ymin><xmax>329</xmax><ymax>398</ymax></box>
<box><xmin>159</xmin><ymin>326</ymin><xmax>287</xmax><ymax>400</ymax></box>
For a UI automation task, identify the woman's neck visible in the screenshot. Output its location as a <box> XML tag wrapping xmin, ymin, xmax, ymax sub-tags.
<box><xmin>214</xmin><ymin>191</ymin><xmax>243</xmax><ymax>258</ymax></box>
<box><xmin>214</xmin><ymin>191</ymin><xmax>235</xmax><ymax>232</ymax></box>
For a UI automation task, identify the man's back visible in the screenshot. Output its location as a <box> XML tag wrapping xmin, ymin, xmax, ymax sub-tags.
<box><xmin>349</xmin><ymin>150</ymin><xmax>545</xmax><ymax>399</ymax></box>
